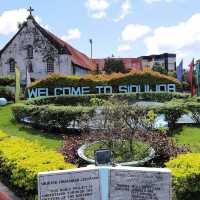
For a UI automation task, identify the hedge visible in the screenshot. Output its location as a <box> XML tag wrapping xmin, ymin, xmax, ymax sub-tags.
<box><xmin>0</xmin><ymin>76</ymin><xmax>15</xmax><ymax>86</ymax></box>
<box><xmin>12</xmin><ymin>103</ymin><xmax>95</xmax><ymax>132</ymax></box>
<box><xmin>185</xmin><ymin>100</ymin><xmax>200</xmax><ymax>124</ymax></box>
<box><xmin>26</xmin><ymin>70</ymin><xmax>181</xmax><ymax>95</ymax></box>
<box><xmin>26</xmin><ymin>92</ymin><xmax>190</xmax><ymax>106</ymax></box>
<box><xmin>166</xmin><ymin>153</ymin><xmax>200</xmax><ymax>200</ymax></box>
<box><xmin>0</xmin><ymin>130</ymin><xmax>75</xmax><ymax>200</ymax></box>
<box><xmin>153</xmin><ymin>100</ymin><xmax>187</xmax><ymax>131</ymax></box>
<box><xmin>13</xmin><ymin>94</ymin><xmax>199</xmax><ymax>133</ymax></box>
<box><xmin>0</xmin><ymin>86</ymin><xmax>15</xmax><ymax>101</ymax></box>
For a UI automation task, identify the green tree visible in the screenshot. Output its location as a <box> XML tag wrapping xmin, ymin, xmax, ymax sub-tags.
<box><xmin>152</xmin><ymin>62</ymin><xmax>167</xmax><ymax>75</ymax></box>
<box><xmin>104</xmin><ymin>58</ymin><xmax>126</xmax><ymax>74</ymax></box>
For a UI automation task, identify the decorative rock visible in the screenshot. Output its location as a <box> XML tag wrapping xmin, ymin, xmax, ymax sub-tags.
<box><xmin>0</xmin><ymin>98</ymin><xmax>7</xmax><ymax>106</ymax></box>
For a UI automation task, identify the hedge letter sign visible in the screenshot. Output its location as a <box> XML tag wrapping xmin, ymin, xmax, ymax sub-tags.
<box><xmin>27</xmin><ymin>84</ymin><xmax>176</xmax><ymax>98</ymax></box>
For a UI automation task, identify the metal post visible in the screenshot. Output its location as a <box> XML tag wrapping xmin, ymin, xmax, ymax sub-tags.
<box><xmin>89</xmin><ymin>39</ymin><xmax>93</xmax><ymax>59</ymax></box>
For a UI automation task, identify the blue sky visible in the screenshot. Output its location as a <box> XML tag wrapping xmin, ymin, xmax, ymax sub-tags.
<box><xmin>0</xmin><ymin>0</ymin><xmax>200</xmax><ymax>66</ymax></box>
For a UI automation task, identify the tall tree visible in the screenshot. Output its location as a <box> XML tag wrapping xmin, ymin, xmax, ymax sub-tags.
<box><xmin>104</xmin><ymin>58</ymin><xmax>126</xmax><ymax>74</ymax></box>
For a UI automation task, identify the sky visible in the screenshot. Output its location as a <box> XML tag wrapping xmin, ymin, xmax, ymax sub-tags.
<box><xmin>0</xmin><ymin>0</ymin><xmax>200</xmax><ymax>67</ymax></box>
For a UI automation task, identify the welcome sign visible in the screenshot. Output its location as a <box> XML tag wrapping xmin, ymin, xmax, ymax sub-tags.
<box><xmin>27</xmin><ymin>83</ymin><xmax>176</xmax><ymax>98</ymax></box>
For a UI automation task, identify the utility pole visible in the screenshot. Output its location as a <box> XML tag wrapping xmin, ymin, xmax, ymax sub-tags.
<box><xmin>89</xmin><ymin>39</ymin><xmax>93</xmax><ymax>59</ymax></box>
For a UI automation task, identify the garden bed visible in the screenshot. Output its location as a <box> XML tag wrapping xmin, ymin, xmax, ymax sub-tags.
<box><xmin>78</xmin><ymin>139</ymin><xmax>155</xmax><ymax>166</ymax></box>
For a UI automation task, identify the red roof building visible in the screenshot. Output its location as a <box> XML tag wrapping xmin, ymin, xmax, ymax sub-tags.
<box><xmin>93</xmin><ymin>58</ymin><xmax>142</xmax><ymax>71</ymax></box>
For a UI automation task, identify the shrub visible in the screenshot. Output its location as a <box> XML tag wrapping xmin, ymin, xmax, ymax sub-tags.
<box><xmin>26</xmin><ymin>94</ymin><xmax>111</xmax><ymax>106</ymax></box>
<box><xmin>0</xmin><ymin>86</ymin><xmax>14</xmax><ymax>101</ymax></box>
<box><xmin>0</xmin><ymin>76</ymin><xmax>15</xmax><ymax>86</ymax></box>
<box><xmin>154</xmin><ymin>101</ymin><xmax>187</xmax><ymax>132</ymax></box>
<box><xmin>137</xmin><ymin>131</ymin><xmax>190</xmax><ymax>167</ymax></box>
<box><xmin>138</xmin><ymin>92</ymin><xmax>189</xmax><ymax>102</ymax></box>
<box><xmin>0</xmin><ymin>131</ymin><xmax>75</xmax><ymax>200</ymax></box>
<box><xmin>0</xmin><ymin>130</ymin><xmax>8</xmax><ymax>139</ymax></box>
<box><xmin>166</xmin><ymin>153</ymin><xmax>200</xmax><ymax>200</ymax></box>
<box><xmin>62</xmin><ymin>133</ymin><xmax>102</xmax><ymax>165</ymax></box>
<box><xmin>25</xmin><ymin>92</ymin><xmax>189</xmax><ymax>107</ymax></box>
<box><xmin>12</xmin><ymin>103</ymin><xmax>95</xmax><ymax>132</ymax></box>
<box><xmin>185</xmin><ymin>102</ymin><xmax>200</xmax><ymax>124</ymax></box>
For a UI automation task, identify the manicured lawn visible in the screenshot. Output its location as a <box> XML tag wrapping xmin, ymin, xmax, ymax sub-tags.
<box><xmin>0</xmin><ymin>104</ymin><xmax>63</xmax><ymax>150</ymax></box>
<box><xmin>174</xmin><ymin>126</ymin><xmax>200</xmax><ymax>152</ymax></box>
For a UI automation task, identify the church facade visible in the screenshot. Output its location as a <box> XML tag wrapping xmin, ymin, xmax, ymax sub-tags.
<box><xmin>0</xmin><ymin>14</ymin><xmax>96</xmax><ymax>83</ymax></box>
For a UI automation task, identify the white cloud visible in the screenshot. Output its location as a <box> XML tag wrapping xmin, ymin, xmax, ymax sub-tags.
<box><xmin>117</xmin><ymin>44</ymin><xmax>132</xmax><ymax>52</ymax></box>
<box><xmin>144</xmin><ymin>13</ymin><xmax>200</xmax><ymax>57</ymax></box>
<box><xmin>145</xmin><ymin>0</ymin><xmax>173</xmax><ymax>3</ymax></box>
<box><xmin>121</xmin><ymin>24</ymin><xmax>151</xmax><ymax>42</ymax></box>
<box><xmin>85</xmin><ymin>0</ymin><xmax>110</xmax><ymax>19</ymax></box>
<box><xmin>92</xmin><ymin>11</ymin><xmax>106</xmax><ymax>19</ymax></box>
<box><xmin>0</xmin><ymin>9</ymin><xmax>50</xmax><ymax>35</ymax></box>
<box><xmin>61</xmin><ymin>28</ymin><xmax>81</xmax><ymax>41</ymax></box>
<box><xmin>114</xmin><ymin>0</ymin><xmax>132</xmax><ymax>22</ymax></box>
<box><xmin>0</xmin><ymin>9</ymin><xmax>29</xmax><ymax>35</ymax></box>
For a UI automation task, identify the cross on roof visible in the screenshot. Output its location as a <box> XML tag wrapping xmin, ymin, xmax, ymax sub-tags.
<box><xmin>27</xmin><ymin>6</ymin><xmax>34</xmax><ymax>15</ymax></box>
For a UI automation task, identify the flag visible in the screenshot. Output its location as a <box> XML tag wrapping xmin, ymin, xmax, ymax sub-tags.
<box><xmin>15</xmin><ymin>66</ymin><xmax>20</xmax><ymax>103</ymax></box>
<box><xmin>196</xmin><ymin>62</ymin><xmax>200</xmax><ymax>97</ymax></box>
<box><xmin>196</xmin><ymin>61</ymin><xmax>200</xmax><ymax>97</ymax></box>
<box><xmin>188</xmin><ymin>59</ymin><xmax>196</xmax><ymax>96</ymax></box>
<box><xmin>26</xmin><ymin>65</ymin><xmax>31</xmax><ymax>87</ymax></box>
<box><xmin>177</xmin><ymin>60</ymin><xmax>183</xmax><ymax>81</ymax></box>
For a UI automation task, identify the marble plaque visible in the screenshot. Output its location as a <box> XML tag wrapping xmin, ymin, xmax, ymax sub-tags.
<box><xmin>109</xmin><ymin>167</ymin><xmax>171</xmax><ymax>200</ymax></box>
<box><xmin>38</xmin><ymin>167</ymin><xmax>101</xmax><ymax>200</ymax></box>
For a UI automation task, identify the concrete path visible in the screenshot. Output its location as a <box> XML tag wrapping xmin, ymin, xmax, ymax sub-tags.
<box><xmin>0</xmin><ymin>182</ymin><xmax>21</xmax><ymax>200</ymax></box>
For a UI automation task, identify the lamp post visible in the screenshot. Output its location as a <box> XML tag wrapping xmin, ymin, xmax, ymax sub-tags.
<box><xmin>89</xmin><ymin>39</ymin><xmax>93</xmax><ymax>59</ymax></box>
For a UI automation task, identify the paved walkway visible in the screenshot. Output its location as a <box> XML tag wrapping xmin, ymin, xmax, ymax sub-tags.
<box><xmin>0</xmin><ymin>182</ymin><xmax>20</xmax><ymax>200</ymax></box>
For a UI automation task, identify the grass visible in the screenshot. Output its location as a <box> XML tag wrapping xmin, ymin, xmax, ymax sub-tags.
<box><xmin>174</xmin><ymin>126</ymin><xmax>200</xmax><ymax>152</ymax></box>
<box><xmin>0</xmin><ymin>104</ymin><xmax>63</xmax><ymax>150</ymax></box>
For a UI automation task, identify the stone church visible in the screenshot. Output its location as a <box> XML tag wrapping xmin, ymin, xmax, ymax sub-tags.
<box><xmin>0</xmin><ymin>10</ymin><xmax>96</xmax><ymax>83</ymax></box>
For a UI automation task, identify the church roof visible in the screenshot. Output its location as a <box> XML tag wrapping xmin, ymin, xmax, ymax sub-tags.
<box><xmin>43</xmin><ymin>29</ymin><xmax>97</xmax><ymax>71</ymax></box>
<box><xmin>0</xmin><ymin>15</ymin><xmax>97</xmax><ymax>71</ymax></box>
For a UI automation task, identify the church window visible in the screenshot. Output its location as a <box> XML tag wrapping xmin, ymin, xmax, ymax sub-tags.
<box><xmin>47</xmin><ymin>57</ymin><xmax>54</xmax><ymax>73</ymax></box>
<box><xmin>9</xmin><ymin>59</ymin><xmax>15</xmax><ymax>73</ymax></box>
<box><xmin>72</xmin><ymin>65</ymin><xmax>76</xmax><ymax>75</ymax></box>
<box><xmin>27</xmin><ymin>45</ymin><xmax>33</xmax><ymax>59</ymax></box>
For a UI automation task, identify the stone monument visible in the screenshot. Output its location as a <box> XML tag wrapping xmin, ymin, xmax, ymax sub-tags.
<box><xmin>38</xmin><ymin>166</ymin><xmax>171</xmax><ymax>200</ymax></box>
<box><xmin>109</xmin><ymin>167</ymin><xmax>171</xmax><ymax>200</ymax></box>
<box><xmin>38</xmin><ymin>167</ymin><xmax>101</xmax><ymax>200</ymax></box>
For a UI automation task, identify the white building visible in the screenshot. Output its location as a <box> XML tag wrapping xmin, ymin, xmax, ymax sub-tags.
<box><xmin>139</xmin><ymin>53</ymin><xmax>176</xmax><ymax>72</ymax></box>
<box><xmin>0</xmin><ymin>13</ymin><xmax>96</xmax><ymax>83</ymax></box>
